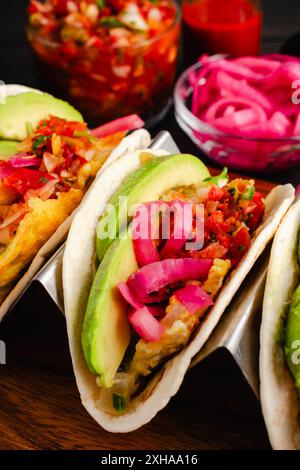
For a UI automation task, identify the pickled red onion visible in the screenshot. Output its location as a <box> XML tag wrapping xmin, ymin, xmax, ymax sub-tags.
<box><xmin>160</xmin><ymin>200</ymin><xmax>194</xmax><ymax>258</ymax></box>
<box><xmin>9</xmin><ymin>155</ymin><xmax>40</xmax><ymax>168</ymax></box>
<box><xmin>132</xmin><ymin>202</ymin><xmax>163</xmax><ymax>267</ymax></box>
<box><xmin>118</xmin><ymin>282</ymin><xmax>143</xmax><ymax>310</ymax></box>
<box><xmin>174</xmin><ymin>284</ymin><xmax>213</xmax><ymax>314</ymax></box>
<box><xmin>128</xmin><ymin>307</ymin><xmax>165</xmax><ymax>342</ymax></box>
<box><xmin>204</xmin><ymin>98</ymin><xmax>267</xmax><ymax>125</ymax></box>
<box><xmin>127</xmin><ymin>258</ymin><xmax>213</xmax><ymax>304</ymax></box>
<box><xmin>91</xmin><ymin>114</ymin><xmax>144</xmax><ymax>138</ymax></box>
<box><xmin>189</xmin><ymin>54</ymin><xmax>300</xmax><ymax>139</ymax></box>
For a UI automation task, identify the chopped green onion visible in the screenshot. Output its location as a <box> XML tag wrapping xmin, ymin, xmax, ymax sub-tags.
<box><xmin>203</xmin><ymin>167</ymin><xmax>228</xmax><ymax>187</ymax></box>
<box><xmin>99</xmin><ymin>16</ymin><xmax>145</xmax><ymax>32</ymax></box>
<box><xmin>113</xmin><ymin>393</ymin><xmax>126</xmax><ymax>412</ymax></box>
<box><xmin>238</xmin><ymin>244</ymin><xmax>245</xmax><ymax>252</ymax></box>
<box><xmin>99</xmin><ymin>17</ymin><xmax>127</xmax><ymax>28</ymax></box>
<box><xmin>32</xmin><ymin>135</ymin><xmax>49</xmax><ymax>151</ymax></box>
<box><xmin>97</xmin><ymin>0</ymin><xmax>105</xmax><ymax>8</ymax></box>
<box><xmin>39</xmin><ymin>176</ymin><xmax>51</xmax><ymax>184</ymax></box>
<box><xmin>242</xmin><ymin>186</ymin><xmax>255</xmax><ymax>201</ymax></box>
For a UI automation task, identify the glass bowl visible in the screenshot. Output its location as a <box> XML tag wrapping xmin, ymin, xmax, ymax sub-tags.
<box><xmin>174</xmin><ymin>59</ymin><xmax>300</xmax><ymax>173</ymax></box>
<box><xmin>27</xmin><ymin>2</ymin><xmax>180</xmax><ymax>127</ymax></box>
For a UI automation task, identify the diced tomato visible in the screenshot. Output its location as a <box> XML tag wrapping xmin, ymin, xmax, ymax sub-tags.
<box><xmin>190</xmin><ymin>242</ymin><xmax>228</xmax><ymax>259</ymax></box>
<box><xmin>229</xmin><ymin>227</ymin><xmax>251</xmax><ymax>259</ymax></box>
<box><xmin>36</xmin><ymin>116</ymin><xmax>87</xmax><ymax>138</ymax></box>
<box><xmin>246</xmin><ymin>191</ymin><xmax>264</xmax><ymax>231</ymax></box>
<box><xmin>4</xmin><ymin>169</ymin><xmax>55</xmax><ymax>196</ymax></box>
<box><xmin>53</xmin><ymin>0</ymin><xmax>69</xmax><ymax>16</ymax></box>
<box><xmin>208</xmin><ymin>186</ymin><xmax>224</xmax><ymax>201</ymax></box>
<box><xmin>28</xmin><ymin>2</ymin><xmax>39</xmax><ymax>14</ymax></box>
<box><xmin>217</xmin><ymin>233</ymin><xmax>231</xmax><ymax>248</ymax></box>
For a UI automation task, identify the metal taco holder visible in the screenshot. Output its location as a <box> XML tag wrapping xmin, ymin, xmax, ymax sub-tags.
<box><xmin>13</xmin><ymin>131</ymin><xmax>266</xmax><ymax>397</ymax></box>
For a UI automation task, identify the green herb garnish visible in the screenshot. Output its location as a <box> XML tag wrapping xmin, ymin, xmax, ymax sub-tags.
<box><xmin>112</xmin><ymin>393</ymin><xmax>126</xmax><ymax>412</ymax></box>
<box><xmin>242</xmin><ymin>186</ymin><xmax>255</xmax><ymax>201</ymax></box>
<box><xmin>99</xmin><ymin>16</ymin><xmax>145</xmax><ymax>33</ymax></box>
<box><xmin>97</xmin><ymin>0</ymin><xmax>105</xmax><ymax>8</ymax></box>
<box><xmin>33</xmin><ymin>134</ymin><xmax>49</xmax><ymax>151</ymax></box>
<box><xmin>204</xmin><ymin>167</ymin><xmax>228</xmax><ymax>187</ymax></box>
<box><xmin>99</xmin><ymin>17</ymin><xmax>127</xmax><ymax>28</ymax></box>
<box><xmin>39</xmin><ymin>176</ymin><xmax>51</xmax><ymax>184</ymax></box>
<box><xmin>238</xmin><ymin>244</ymin><xmax>245</xmax><ymax>252</ymax></box>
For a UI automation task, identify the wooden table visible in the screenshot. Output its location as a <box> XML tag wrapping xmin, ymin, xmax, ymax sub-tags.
<box><xmin>0</xmin><ymin>0</ymin><xmax>298</xmax><ymax>451</ymax></box>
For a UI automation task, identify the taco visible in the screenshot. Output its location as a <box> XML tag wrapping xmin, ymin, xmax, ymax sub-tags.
<box><xmin>63</xmin><ymin>151</ymin><xmax>294</xmax><ymax>432</ymax></box>
<box><xmin>0</xmin><ymin>85</ymin><xmax>148</xmax><ymax>316</ymax></box>
<box><xmin>260</xmin><ymin>197</ymin><xmax>300</xmax><ymax>450</ymax></box>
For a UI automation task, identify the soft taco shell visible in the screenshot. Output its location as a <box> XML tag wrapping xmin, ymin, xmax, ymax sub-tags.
<box><xmin>260</xmin><ymin>198</ymin><xmax>300</xmax><ymax>450</ymax></box>
<box><xmin>0</xmin><ymin>129</ymin><xmax>151</xmax><ymax>321</ymax></box>
<box><xmin>63</xmin><ymin>158</ymin><xmax>295</xmax><ymax>433</ymax></box>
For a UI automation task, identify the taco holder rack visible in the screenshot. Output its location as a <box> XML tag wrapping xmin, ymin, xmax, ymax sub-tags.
<box><xmin>6</xmin><ymin>131</ymin><xmax>267</xmax><ymax>398</ymax></box>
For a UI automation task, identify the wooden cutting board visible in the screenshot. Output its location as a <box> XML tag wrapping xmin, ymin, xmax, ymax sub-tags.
<box><xmin>0</xmin><ymin>172</ymin><xmax>276</xmax><ymax>450</ymax></box>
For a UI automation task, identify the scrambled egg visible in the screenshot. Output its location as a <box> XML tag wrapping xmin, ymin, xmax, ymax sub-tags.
<box><xmin>128</xmin><ymin>258</ymin><xmax>231</xmax><ymax>379</ymax></box>
<box><xmin>77</xmin><ymin>132</ymin><xmax>125</xmax><ymax>188</ymax></box>
<box><xmin>0</xmin><ymin>189</ymin><xmax>83</xmax><ymax>302</ymax></box>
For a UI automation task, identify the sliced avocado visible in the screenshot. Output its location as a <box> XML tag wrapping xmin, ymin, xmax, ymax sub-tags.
<box><xmin>0</xmin><ymin>140</ymin><xmax>18</xmax><ymax>159</ymax></box>
<box><xmin>285</xmin><ymin>284</ymin><xmax>300</xmax><ymax>387</ymax></box>
<box><xmin>82</xmin><ymin>232</ymin><xmax>138</xmax><ymax>388</ymax></box>
<box><xmin>0</xmin><ymin>92</ymin><xmax>83</xmax><ymax>141</ymax></box>
<box><xmin>96</xmin><ymin>154</ymin><xmax>210</xmax><ymax>261</ymax></box>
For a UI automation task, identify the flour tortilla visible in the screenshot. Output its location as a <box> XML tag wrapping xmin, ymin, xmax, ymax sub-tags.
<box><xmin>260</xmin><ymin>198</ymin><xmax>300</xmax><ymax>450</ymax></box>
<box><xmin>63</xmin><ymin>151</ymin><xmax>295</xmax><ymax>432</ymax></box>
<box><xmin>0</xmin><ymin>129</ymin><xmax>151</xmax><ymax>321</ymax></box>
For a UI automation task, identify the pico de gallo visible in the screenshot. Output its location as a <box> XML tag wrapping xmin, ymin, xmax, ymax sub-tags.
<box><xmin>0</xmin><ymin>113</ymin><xmax>143</xmax><ymax>248</ymax></box>
<box><xmin>27</xmin><ymin>0</ymin><xmax>179</xmax><ymax>124</ymax></box>
<box><xmin>97</xmin><ymin>170</ymin><xmax>265</xmax><ymax>412</ymax></box>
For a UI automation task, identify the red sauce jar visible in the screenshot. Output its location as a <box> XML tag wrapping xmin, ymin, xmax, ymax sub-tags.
<box><xmin>183</xmin><ymin>0</ymin><xmax>262</xmax><ymax>64</ymax></box>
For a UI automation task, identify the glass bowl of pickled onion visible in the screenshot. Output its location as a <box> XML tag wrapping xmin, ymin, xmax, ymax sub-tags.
<box><xmin>174</xmin><ymin>54</ymin><xmax>300</xmax><ymax>172</ymax></box>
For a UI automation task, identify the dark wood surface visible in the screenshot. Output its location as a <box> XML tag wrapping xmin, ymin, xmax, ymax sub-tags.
<box><xmin>0</xmin><ymin>0</ymin><xmax>298</xmax><ymax>451</ymax></box>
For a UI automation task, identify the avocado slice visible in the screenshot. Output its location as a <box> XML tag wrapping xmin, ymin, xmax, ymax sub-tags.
<box><xmin>82</xmin><ymin>233</ymin><xmax>138</xmax><ymax>388</ymax></box>
<box><xmin>96</xmin><ymin>154</ymin><xmax>210</xmax><ymax>261</ymax></box>
<box><xmin>0</xmin><ymin>140</ymin><xmax>18</xmax><ymax>159</ymax></box>
<box><xmin>0</xmin><ymin>92</ymin><xmax>83</xmax><ymax>141</ymax></box>
<box><xmin>84</xmin><ymin>154</ymin><xmax>210</xmax><ymax>387</ymax></box>
<box><xmin>284</xmin><ymin>233</ymin><xmax>300</xmax><ymax>387</ymax></box>
<box><xmin>285</xmin><ymin>283</ymin><xmax>300</xmax><ymax>387</ymax></box>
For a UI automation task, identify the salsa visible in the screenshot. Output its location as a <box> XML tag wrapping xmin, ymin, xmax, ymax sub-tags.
<box><xmin>183</xmin><ymin>0</ymin><xmax>262</xmax><ymax>64</ymax></box>
<box><xmin>0</xmin><ymin>116</ymin><xmax>126</xmax><ymax>246</ymax></box>
<box><xmin>27</xmin><ymin>1</ymin><xmax>179</xmax><ymax>125</ymax></box>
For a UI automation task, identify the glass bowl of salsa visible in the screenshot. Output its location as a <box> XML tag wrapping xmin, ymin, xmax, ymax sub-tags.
<box><xmin>27</xmin><ymin>1</ymin><xmax>180</xmax><ymax>126</ymax></box>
